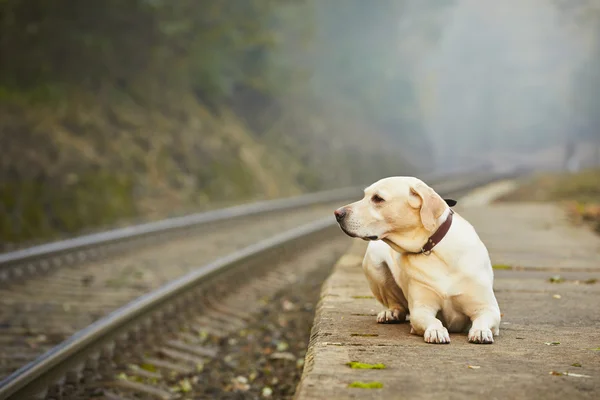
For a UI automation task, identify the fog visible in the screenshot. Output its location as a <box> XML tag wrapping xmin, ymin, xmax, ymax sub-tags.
<box><xmin>397</xmin><ymin>0</ymin><xmax>600</xmax><ymax>172</ymax></box>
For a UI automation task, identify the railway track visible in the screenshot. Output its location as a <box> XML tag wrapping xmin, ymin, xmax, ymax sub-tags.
<box><xmin>0</xmin><ymin>188</ymin><xmax>362</xmax><ymax>381</ymax></box>
<box><xmin>0</xmin><ymin>170</ymin><xmax>519</xmax><ymax>399</ymax></box>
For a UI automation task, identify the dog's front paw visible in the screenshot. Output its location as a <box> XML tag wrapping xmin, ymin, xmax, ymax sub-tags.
<box><xmin>377</xmin><ymin>309</ymin><xmax>406</xmax><ymax>324</ymax></box>
<box><xmin>424</xmin><ymin>326</ymin><xmax>450</xmax><ymax>344</ymax></box>
<box><xmin>468</xmin><ymin>328</ymin><xmax>494</xmax><ymax>344</ymax></box>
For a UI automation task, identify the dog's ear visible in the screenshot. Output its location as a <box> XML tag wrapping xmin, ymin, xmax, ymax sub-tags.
<box><xmin>409</xmin><ymin>182</ymin><xmax>446</xmax><ymax>232</ymax></box>
<box><xmin>444</xmin><ymin>198</ymin><xmax>457</xmax><ymax>207</ymax></box>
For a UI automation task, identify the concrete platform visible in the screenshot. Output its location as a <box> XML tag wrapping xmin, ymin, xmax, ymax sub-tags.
<box><xmin>295</xmin><ymin>199</ymin><xmax>600</xmax><ymax>400</ymax></box>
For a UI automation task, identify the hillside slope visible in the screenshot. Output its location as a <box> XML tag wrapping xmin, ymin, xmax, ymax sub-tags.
<box><xmin>0</xmin><ymin>90</ymin><xmax>415</xmax><ymax>247</ymax></box>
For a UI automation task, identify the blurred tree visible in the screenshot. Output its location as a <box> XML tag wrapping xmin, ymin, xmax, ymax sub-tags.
<box><xmin>0</xmin><ymin>0</ymin><xmax>301</xmax><ymax>103</ymax></box>
<box><xmin>0</xmin><ymin>0</ymin><xmax>450</xmax><ymax>244</ymax></box>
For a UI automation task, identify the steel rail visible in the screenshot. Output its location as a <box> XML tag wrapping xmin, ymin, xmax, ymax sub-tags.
<box><xmin>0</xmin><ymin>186</ymin><xmax>362</xmax><ymax>268</ymax></box>
<box><xmin>0</xmin><ymin>166</ymin><xmax>492</xmax><ymax>283</ymax></box>
<box><xmin>0</xmin><ymin>169</ymin><xmax>521</xmax><ymax>400</ymax></box>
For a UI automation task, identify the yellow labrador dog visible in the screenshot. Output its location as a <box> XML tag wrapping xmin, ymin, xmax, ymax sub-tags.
<box><xmin>334</xmin><ymin>176</ymin><xmax>500</xmax><ymax>344</ymax></box>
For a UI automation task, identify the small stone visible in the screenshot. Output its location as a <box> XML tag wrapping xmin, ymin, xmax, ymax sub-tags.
<box><xmin>282</xmin><ymin>299</ymin><xmax>295</xmax><ymax>311</ymax></box>
<box><xmin>262</xmin><ymin>387</ymin><xmax>273</xmax><ymax>398</ymax></box>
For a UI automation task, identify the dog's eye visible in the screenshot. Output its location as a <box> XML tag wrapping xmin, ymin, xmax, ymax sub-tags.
<box><xmin>371</xmin><ymin>194</ymin><xmax>385</xmax><ymax>204</ymax></box>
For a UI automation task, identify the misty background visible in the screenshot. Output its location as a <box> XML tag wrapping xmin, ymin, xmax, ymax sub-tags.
<box><xmin>1</xmin><ymin>0</ymin><xmax>599</xmax><ymax>246</ymax></box>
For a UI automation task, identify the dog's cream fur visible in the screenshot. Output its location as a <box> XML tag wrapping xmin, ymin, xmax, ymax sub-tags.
<box><xmin>334</xmin><ymin>176</ymin><xmax>500</xmax><ymax>344</ymax></box>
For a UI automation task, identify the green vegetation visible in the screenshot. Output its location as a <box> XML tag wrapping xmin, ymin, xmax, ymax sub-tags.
<box><xmin>492</xmin><ymin>264</ymin><xmax>512</xmax><ymax>270</ymax></box>
<box><xmin>2</xmin><ymin>0</ymin><xmax>458</xmax><ymax>246</ymax></box>
<box><xmin>498</xmin><ymin>169</ymin><xmax>600</xmax><ymax>204</ymax></box>
<box><xmin>498</xmin><ymin>169</ymin><xmax>600</xmax><ymax>234</ymax></box>
<box><xmin>346</xmin><ymin>361</ymin><xmax>386</xmax><ymax>370</ymax></box>
<box><xmin>348</xmin><ymin>381</ymin><xmax>384</xmax><ymax>389</ymax></box>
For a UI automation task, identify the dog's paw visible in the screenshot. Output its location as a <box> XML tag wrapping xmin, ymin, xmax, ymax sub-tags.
<box><xmin>468</xmin><ymin>328</ymin><xmax>494</xmax><ymax>344</ymax></box>
<box><xmin>376</xmin><ymin>309</ymin><xmax>405</xmax><ymax>324</ymax></box>
<box><xmin>424</xmin><ymin>326</ymin><xmax>450</xmax><ymax>344</ymax></box>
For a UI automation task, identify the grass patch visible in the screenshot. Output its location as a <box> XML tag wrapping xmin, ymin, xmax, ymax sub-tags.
<box><xmin>497</xmin><ymin>169</ymin><xmax>600</xmax><ymax>235</ymax></box>
<box><xmin>348</xmin><ymin>381</ymin><xmax>383</xmax><ymax>389</ymax></box>
<box><xmin>346</xmin><ymin>361</ymin><xmax>386</xmax><ymax>369</ymax></box>
<box><xmin>492</xmin><ymin>264</ymin><xmax>512</xmax><ymax>270</ymax></box>
<box><xmin>351</xmin><ymin>295</ymin><xmax>375</xmax><ymax>299</ymax></box>
<box><xmin>498</xmin><ymin>169</ymin><xmax>600</xmax><ymax>204</ymax></box>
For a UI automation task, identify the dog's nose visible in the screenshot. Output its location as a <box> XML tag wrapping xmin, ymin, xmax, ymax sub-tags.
<box><xmin>334</xmin><ymin>208</ymin><xmax>347</xmax><ymax>222</ymax></box>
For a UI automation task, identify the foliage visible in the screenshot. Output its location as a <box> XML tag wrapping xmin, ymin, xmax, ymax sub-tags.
<box><xmin>0</xmin><ymin>0</ymin><xmax>302</xmax><ymax>102</ymax></box>
<box><xmin>0</xmin><ymin>0</ymin><xmax>447</xmax><ymax>245</ymax></box>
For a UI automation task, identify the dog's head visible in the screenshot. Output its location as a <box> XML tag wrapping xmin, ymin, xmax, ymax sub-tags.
<box><xmin>334</xmin><ymin>177</ymin><xmax>450</xmax><ymax>251</ymax></box>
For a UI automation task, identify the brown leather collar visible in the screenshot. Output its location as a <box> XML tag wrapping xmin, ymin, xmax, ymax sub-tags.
<box><xmin>420</xmin><ymin>209</ymin><xmax>454</xmax><ymax>255</ymax></box>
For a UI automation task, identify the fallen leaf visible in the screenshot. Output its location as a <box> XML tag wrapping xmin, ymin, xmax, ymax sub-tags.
<box><xmin>346</xmin><ymin>361</ymin><xmax>386</xmax><ymax>369</ymax></box>
<box><xmin>549</xmin><ymin>275</ymin><xmax>564</xmax><ymax>283</ymax></box>
<box><xmin>545</xmin><ymin>342</ymin><xmax>560</xmax><ymax>346</ymax></box>
<box><xmin>249</xmin><ymin>371</ymin><xmax>258</xmax><ymax>382</ymax></box>
<box><xmin>179</xmin><ymin>378</ymin><xmax>192</xmax><ymax>393</ymax></box>
<box><xmin>348</xmin><ymin>381</ymin><xmax>383</xmax><ymax>389</ymax></box>
<box><xmin>553</xmin><ymin>294</ymin><xmax>561</xmax><ymax>299</ymax></box>
<box><xmin>195</xmin><ymin>362</ymin><xmax>204</xmax><ymax>372</ymax></box>
<box><xmin>571</xmin><ymin>363</ymin><xmax>582</xmax><ymax>367</ymax></box>
<box><xmin>116</xmin><ymin>372</ymin><xmax>129</xmax><ymax>381</ymax></box>
<box><xmin>468</xmin><ymin>365</ymin><xmax>481</xmax><ymax>369</ymax></box>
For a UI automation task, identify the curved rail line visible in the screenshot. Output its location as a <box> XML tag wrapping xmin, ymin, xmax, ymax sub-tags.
<box><xmin>0</xmin><ymin>186</ymin><xmax>367</xmax><ymax>283</ymax></box>
<box><xmin>0</xmin><ymin>169</ymin><xmax>520</xmax><ymax>399</ymax></box>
